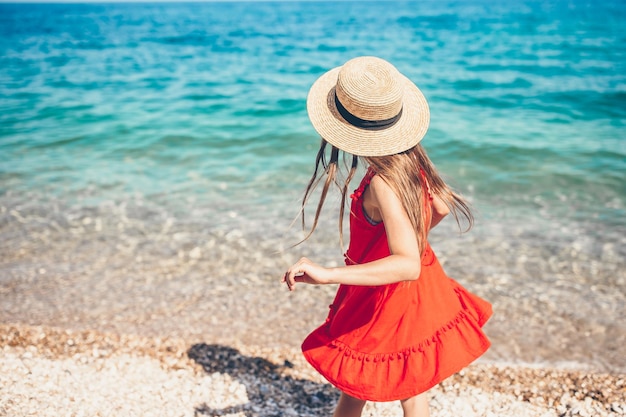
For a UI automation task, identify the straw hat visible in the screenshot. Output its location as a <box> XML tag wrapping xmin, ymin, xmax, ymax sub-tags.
<box><xmin>307</xmin><ymin>56</ymin><xmax>430</xmax><ymax>157</ymax></box>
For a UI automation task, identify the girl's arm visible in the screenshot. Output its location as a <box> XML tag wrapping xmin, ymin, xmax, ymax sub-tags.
<box><xmin>429</xmin><ymin>193</ymin><xmax>450</xmax><ymax>229</ymax></box>
<box><xmin>422</xmin><ymin>175</ymin><xmax>450</xmax><ymax>230</ymax></box>
<box><xmin>283</xmin><ymin>175</ymin><xmax>422</xmax><ymax>290</ymax></box>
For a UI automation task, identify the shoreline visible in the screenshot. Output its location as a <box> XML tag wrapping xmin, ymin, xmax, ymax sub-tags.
<box><xmin>2</xmin><ymin>323</ymin><xmax>624</xmax><ymax>417</ymax></box>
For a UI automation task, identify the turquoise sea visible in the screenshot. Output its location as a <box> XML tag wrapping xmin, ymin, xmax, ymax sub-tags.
<box><xmin>1</xmin><ymin>1</ymin><xmax>625</xmax><ymax>372</ymax></box>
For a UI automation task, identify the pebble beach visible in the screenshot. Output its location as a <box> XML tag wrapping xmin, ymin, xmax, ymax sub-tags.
<box><xmin>1</xmin><ymin>324</ymin><xmax>624</xmax><ymax>417</ymax></box>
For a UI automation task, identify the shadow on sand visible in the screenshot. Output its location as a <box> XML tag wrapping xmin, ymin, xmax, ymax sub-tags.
<box><xmin>188</xmin><ymin>343</ymin><xmax>339</xmax><ymax>417</ymax></box>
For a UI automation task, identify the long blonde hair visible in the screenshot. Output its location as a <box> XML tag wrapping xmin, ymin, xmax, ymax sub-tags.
<box><xmin>299</xmin><ymin>139</ymin><xmax>473</xmax><ymax>254</ymax></box>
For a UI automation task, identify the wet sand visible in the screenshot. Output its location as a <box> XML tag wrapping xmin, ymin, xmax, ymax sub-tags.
<box><xmin>2</xmin><ymin>215</ymin><xmax>624</xmax><ymax>373</ymax></box>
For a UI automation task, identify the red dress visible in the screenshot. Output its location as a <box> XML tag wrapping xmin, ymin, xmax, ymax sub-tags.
<box><xmin>302</xmin><ymin>168</ymin><xmax>492</xmax><ymax>402</ymax></box>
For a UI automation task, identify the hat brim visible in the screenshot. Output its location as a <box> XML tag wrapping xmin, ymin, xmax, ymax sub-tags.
<box><xmin>307</xmin><ymin>66</ymin><xmax>430</xmax><ymax>157</ymax></box>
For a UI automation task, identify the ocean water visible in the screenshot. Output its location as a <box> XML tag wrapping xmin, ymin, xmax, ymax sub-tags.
<box><xmin>1</xmin><ymin>1</ymin><xmax>625</xmax><ymax>372</ymax></box>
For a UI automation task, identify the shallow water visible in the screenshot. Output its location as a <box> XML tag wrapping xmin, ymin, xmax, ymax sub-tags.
<box><xmin>1</xmin><ymin>1</ymin><xmax>625</xmax><ymax>373</ymax></box>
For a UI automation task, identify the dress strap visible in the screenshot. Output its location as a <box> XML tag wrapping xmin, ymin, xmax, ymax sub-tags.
<box><xmin>351</xmin><ymin>167</ymin><xmax>376</xmax><ymax>201</ymax></box>
<box><xmin>419</xmin><ymin>168</ymin><xmax>434</xmax><ymax>201</ymax></box>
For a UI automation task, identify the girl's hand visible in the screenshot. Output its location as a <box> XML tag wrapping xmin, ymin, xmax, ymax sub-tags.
<box><xmin>282</xmin><ymin>257</ymin><xmax>332</xmax><ymax>291</ymax></box>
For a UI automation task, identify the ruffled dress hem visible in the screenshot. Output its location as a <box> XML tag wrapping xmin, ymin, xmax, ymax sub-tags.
<box><xmin>302</xmin><ymin>287</ymin><xmax>492</xmax><ymax>402</ymax></box>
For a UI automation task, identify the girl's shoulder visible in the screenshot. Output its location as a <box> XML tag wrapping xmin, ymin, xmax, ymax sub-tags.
<box><xmin>368</xmin><ymin>173</ymin><xmax>401</xmax><ymax>206</ymax></box>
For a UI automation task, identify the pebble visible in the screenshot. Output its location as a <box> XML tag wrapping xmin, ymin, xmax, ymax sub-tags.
<box><xmin>1</xmin><ymin>324</ymin><xmax>624</xmax><ymax>417</ymax></box>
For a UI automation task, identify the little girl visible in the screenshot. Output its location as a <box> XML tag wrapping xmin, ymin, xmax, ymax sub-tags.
<box><xmin>283</xmin><ymin>56</ymin><xmax>492</xmax><ymax>417</ymax></box>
